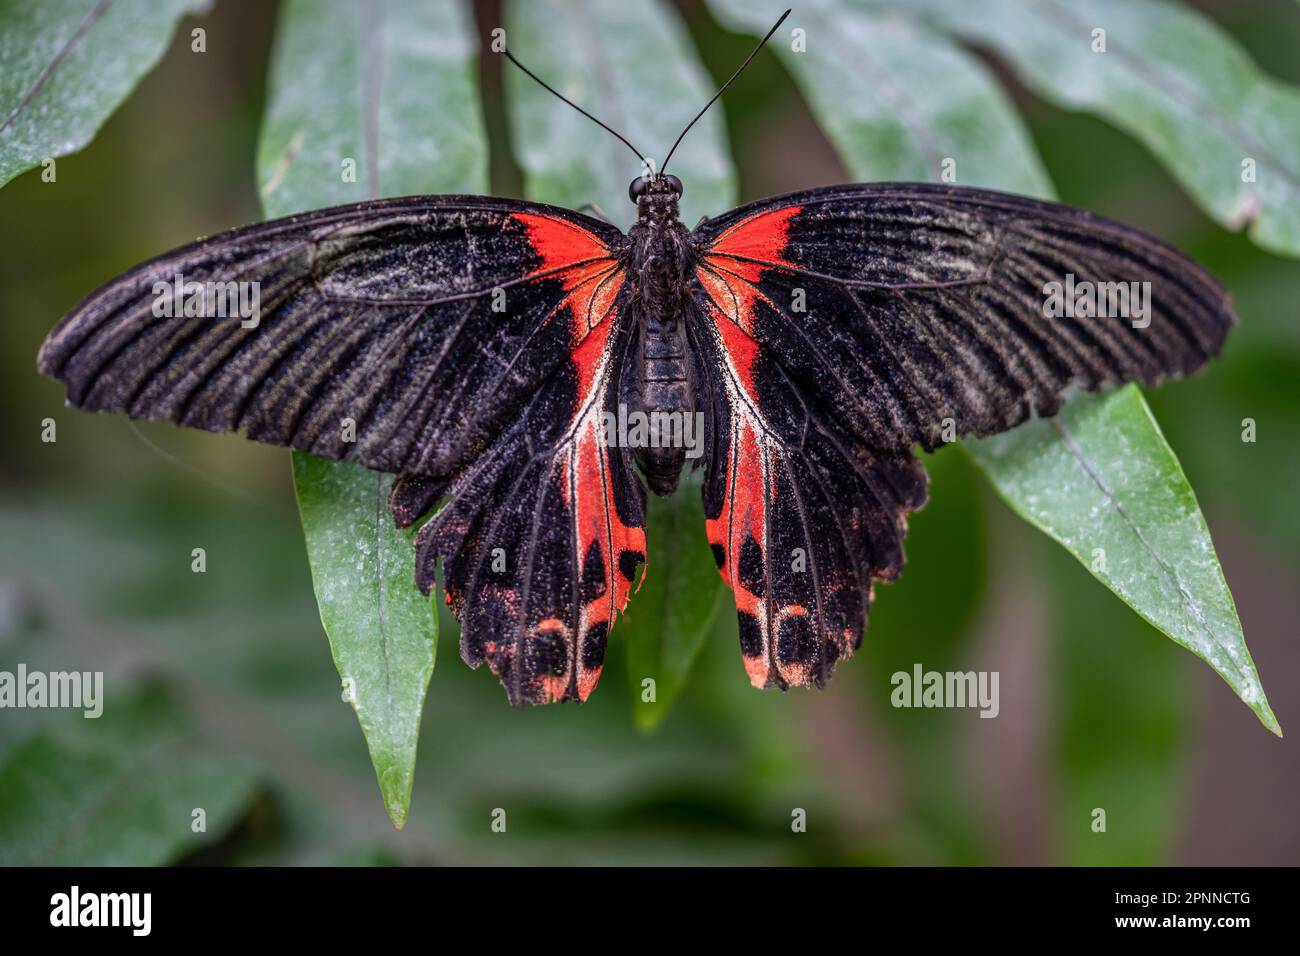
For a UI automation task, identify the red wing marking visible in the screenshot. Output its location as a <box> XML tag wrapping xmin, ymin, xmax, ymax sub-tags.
<box><xmin>698</xmin><ymin>204</ymin><xmax>802</xmax><ymax>380</ymax></box>
<box><xmin>559</xmin><ymin>311</ymin><xmax>645</xmax><ymax>701</ymax></box>
<box><xmin>508</xmin><ymin>211</ymin><xmax>644</xmax><ymax>702</ymax></box>
<box><xmin>707</xmin><ymin>205</ymin><xmax>803</xmax><ymax>264</ymax></box>
<box><xmin>700</xmin><ymin>292</ymin><xmax>792</xmax><ymax>689</ymax></box>
<box><xmin>697</xmin><ymin>203</ymin><xmax>849</xmax><ymax>689</ymax></box>
<box><xmin>514</xmin><ymin>213</ymin><xmax>617</xmax><ymax>323</ymax></box>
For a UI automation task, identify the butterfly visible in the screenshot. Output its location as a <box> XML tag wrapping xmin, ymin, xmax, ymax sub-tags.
<box><xmin>36</xmin><ymin>11</ymin><xmax>1233</xmax><ymax>707</ymax></box>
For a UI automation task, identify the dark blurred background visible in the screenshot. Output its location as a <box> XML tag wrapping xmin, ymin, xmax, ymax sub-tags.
<box><xmin>0</xmin><ymin>0</ymin><xmax>1297</xmax><ymax>864</ymax></box>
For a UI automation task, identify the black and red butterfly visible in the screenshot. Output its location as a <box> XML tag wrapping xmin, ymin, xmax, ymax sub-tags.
<box><xmin>36</xmin><ymin>12</ymin><xmax>1233</xmax><ymax>706</ymax></box>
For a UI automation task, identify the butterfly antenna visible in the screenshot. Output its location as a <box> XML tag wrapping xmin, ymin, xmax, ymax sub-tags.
<box><xmin>501</xmin><ymin>47</ymin><xmax>652</xmax><ymax>172</ymax></box>
<box><xmin>660</xmin><ymin>8</ymin><xmax>791</xmax><ymax>177</ymax></box>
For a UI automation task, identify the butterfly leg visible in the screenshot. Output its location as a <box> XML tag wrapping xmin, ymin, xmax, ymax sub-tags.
<box><xmin>576</xmin><ymin>202</ymin><xmax>613</xmax><ymax>225</ymax></box>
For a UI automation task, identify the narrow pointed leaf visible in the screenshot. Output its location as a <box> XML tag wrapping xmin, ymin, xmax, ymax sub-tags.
<box><xmin>622</xmin><ymin>471</ymin><xmax>729</xmax><ymax>731</ymax></box>
<box><xmin>290</xmin><ymin>456</ymin><xmax>437</xmax><ymax>829</ymax></box>
<box><xmin>259</xmin><ymin>0</ymin><xmax>488</xmax><ymax>827</ymax></box>
<box><xmin>970</xmin><ymin>386</ymin><xmax>1278</xmax><ymax>734</ymax></box>
<box><xmin>0</xmin><ymin>0</ymin><xmax>211</xmax><ymax>188</ymax></box>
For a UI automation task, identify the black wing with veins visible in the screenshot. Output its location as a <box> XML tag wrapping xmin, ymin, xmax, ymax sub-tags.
<box><xmin>38</xmin><ymin>195</ymin><xmax>624</xmax><ymax>479</ymax></box>
<box><xmin>39</xmin><ymin>194</ymin><xmax>648</xmax><ymax>706</ymax></box>
<box><xmin>689</xmin><ymin>182</ymin><xmax>1234</xmax><ymax>691</ymax></box>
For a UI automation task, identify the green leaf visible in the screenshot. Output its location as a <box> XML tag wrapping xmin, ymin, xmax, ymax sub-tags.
<box><xmin>504</xmin><ymin>0</ymin><xmax>736</xmax><ymax>709</ymax></box>
<box><xmin>0</xmin><ymin>685</ymin><xmax>260</xmax><ymax>866</ymax></box>
<box><xmin>622</xmin><ymin>470</ymin><xmax>729</xmax><ymax>731</ymax></box>
<box><xmin>707</xmin><ymin>0</ymin><xmax>1053</xmax><ymax>195</ymax></box>
<box><xmin>903</xmin><ymin>0</ymin><xmax>1300</xmax><ymax>259</ymax></box>
<box><xmin>715</xmin><ymin>0</ymin><xmax>1276</xmax><ymax>733</ymax></box>
<box><xmin>505</xmin><ymin>0</ymin><xmax>737</xmax><ymax>226</ymax></box>
<box><xmin>259</xmin><ymin>0</ymin><xmax>488</xmax><ymax>827</ymax></box>
<box><xmin>0</xmin><ymin>0</ymin><xmax>210</xmax><ymax>188</ymax></box>
<box><xmin>1150</xmin><ymin>301</ymin><xmax>1300</xmax><ymax>563</ymax></box>
<box><xmin>290</xmin><ymin>455</ymin><xmax>437</xmax><ymax>829</ymax></box>
<box><xmin>969</xmin><ymin>385</ymin><xmax>1279</xmax><ymax>734</ymax></box>
<box><xmin>257</xmin><ymin>0</ymin><xmax>486</xmax><ymax>214</ymax></box>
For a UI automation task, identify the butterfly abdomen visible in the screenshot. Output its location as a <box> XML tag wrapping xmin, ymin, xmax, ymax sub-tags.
<box><xmin>629</xmin><ymin>216</ymin><xmax>695</xmax><ymax>497</ymax></box>
<box><xmin>635</xmin><ymin>310</ymin><xmax>692</xmax><ymax>496</ymax></box>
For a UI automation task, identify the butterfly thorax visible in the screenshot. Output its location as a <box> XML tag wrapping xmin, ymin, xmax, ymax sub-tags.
<box><xmin>626</xmin><ymin>187</ymin><xmax>695</xmax><ymax>496</ymax></box>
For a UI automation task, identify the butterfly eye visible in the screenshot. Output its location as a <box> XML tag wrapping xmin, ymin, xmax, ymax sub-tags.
<box><xmin>628</xmin><ymin>176</ymin><xmax>650</xmax><ymax>203</ymax></box>
<box><xmin>664</xmin><ymin>174</ymin><xmax>683</xmax><ymax>197</ymax></box>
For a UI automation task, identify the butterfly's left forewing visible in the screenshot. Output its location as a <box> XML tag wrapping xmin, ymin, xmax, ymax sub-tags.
<box><xmin>694</xmin><ymin>184</ymin><xmax>1233</xmax><ymax>456</ymax></box>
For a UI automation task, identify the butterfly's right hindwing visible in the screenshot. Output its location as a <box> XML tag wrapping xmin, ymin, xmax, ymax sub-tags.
<box><xmin>415</xmin><ymin>263</ymin><xmax>646</xmax><ymax>706</ymax></box>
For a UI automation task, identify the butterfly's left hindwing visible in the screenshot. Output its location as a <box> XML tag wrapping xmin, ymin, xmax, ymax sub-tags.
<box><xmin>688</xmin><ymin>278</ymin><xmax>927</xmax><ymax>690</ymax></box>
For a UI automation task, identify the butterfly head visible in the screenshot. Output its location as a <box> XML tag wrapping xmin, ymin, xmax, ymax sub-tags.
<box><xmin>630</xmin><ymin>174</ymin><xmax>683</xmax><ymax>224</ymax></box>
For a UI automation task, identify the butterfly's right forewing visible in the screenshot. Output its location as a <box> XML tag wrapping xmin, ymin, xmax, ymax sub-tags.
<box><xmin>38</xmin><ymin>195</ymin><xmax>624</xmax><ymax>479</ymax></box>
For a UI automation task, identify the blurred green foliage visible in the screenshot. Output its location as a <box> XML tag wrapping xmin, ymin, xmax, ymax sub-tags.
<box><xmin>0</xmin><ymin>0</ymin><xmax>1297</xmax><ymax>865</ymax></box>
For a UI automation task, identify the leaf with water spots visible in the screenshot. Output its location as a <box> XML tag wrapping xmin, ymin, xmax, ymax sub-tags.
<box><xmin>902</xmin><ymin>0</ymin><xmax>1300</xmax><ymax>258</ymax></box>
<box><xmin>261</xmin><ymin>0</ymin><xmax>487</xmax><ymax>827</ymax></box>
<box><xmin>291</xmin><ymin>456</ymin><xmax>437</xmax><ymax>828</ymax></box>
<box><xmin>0</xmin><ymin>0</ymin><xmax>211</xmax><ymax>188</ymax></box>
<box><xmin>970</xmin><ymin>386</ymin><xmax>1278</xmax><ymax>735</ymax></box>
